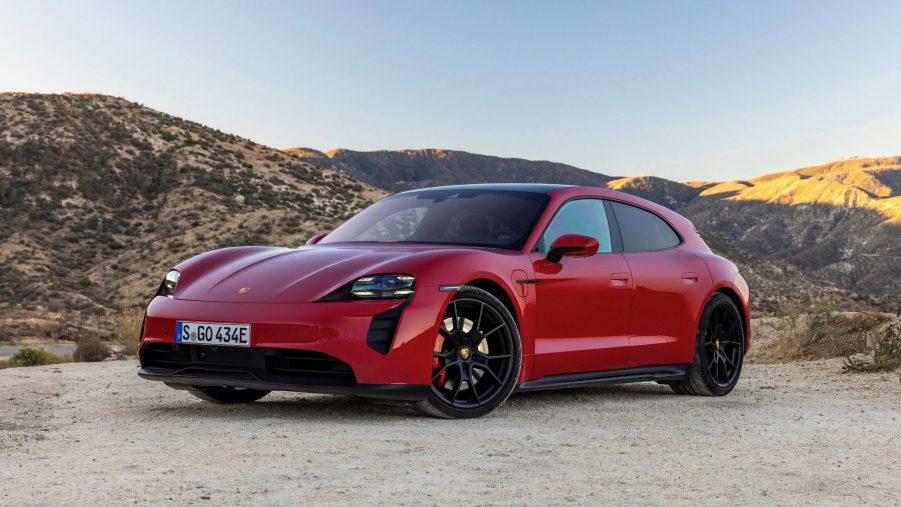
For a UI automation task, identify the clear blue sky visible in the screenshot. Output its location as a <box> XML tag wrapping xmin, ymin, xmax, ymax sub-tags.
<box><xmin>2</xmin><ymin>0</ymin><xmax>900</xmax><ymax>181</ymax></box>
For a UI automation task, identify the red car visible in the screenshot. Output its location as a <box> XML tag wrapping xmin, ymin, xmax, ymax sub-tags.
<box><xmin>139</xmin><ymin>184</ymin><xmax>750</xmax><ymax>418</ymax></box>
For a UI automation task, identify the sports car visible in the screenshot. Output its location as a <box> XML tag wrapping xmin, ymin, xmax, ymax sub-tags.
<box><xmin>138</xmin><ymin>183</ymin><xmax>750</xmax><ymax>418</ymax></box>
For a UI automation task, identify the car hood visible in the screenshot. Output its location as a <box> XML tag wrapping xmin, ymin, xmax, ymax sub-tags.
<box><xmin>174</xmin><ymin>244</ymin><xmax>477</xmax><ymax>303</ymax></box>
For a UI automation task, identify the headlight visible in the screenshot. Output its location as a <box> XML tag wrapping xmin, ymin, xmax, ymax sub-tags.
<box><xmin>158</xmin><ymin>270</ymin><xmax>180</xmax><ymax>297</ymax></box>
<box><xmin>350</xmin><ymin>274</ymin><xmax>415</xmax><ymax>299</ymax></box>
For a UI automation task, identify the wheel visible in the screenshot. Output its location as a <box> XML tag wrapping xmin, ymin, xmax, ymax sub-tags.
<box><xmin>670</xmin><ymin>292</ymin><xmax>745</xmax><ymax>396</ymax></box>
<box><xmin>414</xmin><ymin>286</ymin><xmax>521</xmax><ymax>419</ymax></box>
<box><xmin>187</xmin><ymin>386</ymin><xmax>271</xmax><ymax>404</ymax></box>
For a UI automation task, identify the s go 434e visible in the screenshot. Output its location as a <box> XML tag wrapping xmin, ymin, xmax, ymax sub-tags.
<box><xmin>138</xmin><ymin>184</ymin><xmax>750</xmax><ymax>419</ymax></box>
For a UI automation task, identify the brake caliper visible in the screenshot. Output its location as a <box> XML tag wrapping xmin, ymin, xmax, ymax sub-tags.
<box><xmin>432</xmin><ymin>334</ymin><xmax>447</xmax><ymax>388</ymax></box>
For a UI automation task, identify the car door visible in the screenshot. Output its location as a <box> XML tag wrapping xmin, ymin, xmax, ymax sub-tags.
<box><xmin>607</xmin><ymin>200</ymin><xmax>712</xmax><ymax>367</ymax></box>
<box><xmin>530</xmin><ymin>198</ymin><xmax>634</xmax><ymax>378</ymax></box>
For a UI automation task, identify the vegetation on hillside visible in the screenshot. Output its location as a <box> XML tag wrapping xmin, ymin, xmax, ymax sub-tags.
<box><xmin>0</xmin><ymin>93</ymin><xmax>382</xmax><ymax>338</ymax></box>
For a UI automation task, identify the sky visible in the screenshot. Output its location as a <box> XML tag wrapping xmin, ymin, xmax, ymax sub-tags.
<box><xmin>1</xmin><ymin>0</ymin><xmax>900</xmax><ymax>181</ymax></box>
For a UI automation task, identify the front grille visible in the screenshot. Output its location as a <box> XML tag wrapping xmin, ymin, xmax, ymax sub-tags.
<box><xmin>140</xmin><ymin>343</ymin><xmax>356</xmax><ymax>385</ymax></box>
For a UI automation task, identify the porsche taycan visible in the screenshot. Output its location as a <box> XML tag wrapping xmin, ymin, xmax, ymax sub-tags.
<box><xmin>138</xmin><ymin>184</ymin><xmax>750</xmax><ymax>418</ymax></box>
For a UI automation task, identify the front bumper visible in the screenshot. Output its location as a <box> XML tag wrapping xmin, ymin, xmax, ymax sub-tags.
<box><xmin>138</xmin><ymin>342</ymin><xmax>430</xmax><ymax>400</ymax></box>
<box><xmin>139</xmin><ymin>288</ymin><xmax>452</xmax><ymax>394</ymax></box>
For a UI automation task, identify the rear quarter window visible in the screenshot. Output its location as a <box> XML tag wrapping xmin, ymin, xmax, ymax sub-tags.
<box><xmin>610</xmin><ymin>201</ymin><xmax>681</xmax><ymax>252</ymax></box>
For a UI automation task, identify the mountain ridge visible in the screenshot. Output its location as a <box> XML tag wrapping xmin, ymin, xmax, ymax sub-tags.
<box><xmin>288</xmin><ymin>146</ymin><xmax>900</xmax><ymax>310</ymax></box>
<box><xmin>0</xmin><ymin>93</ymin><xmax>384</xmax><ymax>339</ymax></box>
<box><xmin>0</xmin><ymin>92</ymin><xmax>896</xmax><ymax>344</ymax></box>
<box><xmin>284</xmin><ymin>147</ymin><xmax>615</xmax><ymax>192</ymax></box>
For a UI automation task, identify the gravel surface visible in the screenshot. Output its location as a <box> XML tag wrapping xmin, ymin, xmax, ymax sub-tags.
<box><xmin>1</xmin><ymin>359</ymin><xmax>899</xmax><ymax>505</ymax></box>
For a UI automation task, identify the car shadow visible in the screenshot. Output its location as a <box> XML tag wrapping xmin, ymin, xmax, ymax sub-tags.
<box><xmin>142</xmin><ymin>381</ymin><xmax>678</xmax><ymax>421</ymax></box>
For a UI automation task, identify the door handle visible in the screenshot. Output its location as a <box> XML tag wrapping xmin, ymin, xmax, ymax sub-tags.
<box><xmin>681</xmin><ymin>272</ymin><xmax>699</xmax><ymax>280</ymax></box>
<box><xmin>610</xmin><ymin>272</ymin><xmax>630</xmax><ymax>282</ymax></box>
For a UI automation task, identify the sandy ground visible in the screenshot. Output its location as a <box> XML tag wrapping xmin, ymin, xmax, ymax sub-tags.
<box><xmin>0</xmin><ymin>359</ymin><xmax>898</xmax><ymax>506</ymax></box>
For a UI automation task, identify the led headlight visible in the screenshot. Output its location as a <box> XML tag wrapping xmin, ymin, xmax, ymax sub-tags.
<box><xmin>159</xmin><ymin>270</ymin><xmax>180</xmax><ymax>297</ymax></box>
<box><xmin>350</xmin><ymin>274</ymin><xmax>415</xmax><ymax>299</ymax></box>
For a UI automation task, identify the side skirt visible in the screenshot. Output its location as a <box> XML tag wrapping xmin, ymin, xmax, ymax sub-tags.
<box><xmin>516</xmin><ymin>364</ymin><xmax>690</xmax><ymax>392</ymax></box>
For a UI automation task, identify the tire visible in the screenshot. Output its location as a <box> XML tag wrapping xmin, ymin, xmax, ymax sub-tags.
<box><xmin>414</xmin><ymin>286</ymin><xmax>521</xmax><ymax>419</ymax></box>
<box><xmin>669</xmin><ymin>292</ymin><xmax>745</xmax><ymax>396</ymax></box>
<box><xmin>187</xmin><ymin>386</ymin><xmax>271</xmax><ymax>404</ymax></box>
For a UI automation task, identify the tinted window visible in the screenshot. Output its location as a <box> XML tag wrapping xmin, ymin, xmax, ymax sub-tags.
<box><xmin>536</xmin><ymin>199</ymin><xmax>613</xmax><ymax>253</ymax></box>
<box><xmin>321</xmin><ymin>189</ymin><xmax>549</xmax><ymax>250</ymax></box>
<box><xmin>610</xmin><ymin>201</ymin><xmax>680</xmax><ymax>252</ymax></box>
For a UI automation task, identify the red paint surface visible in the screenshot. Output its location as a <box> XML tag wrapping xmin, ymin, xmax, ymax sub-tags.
<box><xmin>140</xmin><ymin>186</ymin><xmax>750</xmax><ymax>386</ymax></box>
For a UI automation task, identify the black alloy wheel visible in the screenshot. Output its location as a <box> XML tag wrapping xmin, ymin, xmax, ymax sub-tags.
<box><xmin>704</xmin><ymin>302</ymin><xmax>743</xmax><ymax>387</ymax></box>
<box><xmin>415</xmin><ymin>286</ymin><xmax>521</xmax><ymax>418</ymax></box>
<box><xmin>669</xmin><ymin>292</ymin><xmax>745</xmax><ymax>396</ymax></box>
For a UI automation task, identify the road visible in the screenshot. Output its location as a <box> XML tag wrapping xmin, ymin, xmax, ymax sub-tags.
<box><xmin>0</xmin><ymin>359</ymin><xmax>898</xmax><ymax>505</ymax></box>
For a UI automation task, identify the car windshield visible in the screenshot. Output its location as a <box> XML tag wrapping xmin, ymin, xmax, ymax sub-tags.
<box><xmin>320</xmin><ymin>188</ymin><xmax>550</xmax><ymax>250</ymax></box>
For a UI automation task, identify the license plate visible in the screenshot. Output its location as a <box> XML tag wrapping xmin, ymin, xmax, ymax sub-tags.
<box><xmin>176</xmin><ymin>322</ymin><xmax>251</xmax><ymax>347</ymax></box>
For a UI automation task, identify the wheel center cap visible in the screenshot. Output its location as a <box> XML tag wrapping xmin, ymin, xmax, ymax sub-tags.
<box><xmin>715</xmin><ymin>339</ymin><xmax>721</xmax><ymax>349</ymax></box>
<box><xmin>458</xmin><ymin>347</ymin><xmax>472</xmax><ymax>361</ymax></box>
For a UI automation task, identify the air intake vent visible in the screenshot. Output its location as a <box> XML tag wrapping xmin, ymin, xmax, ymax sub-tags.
<box><xmin>366</xmin><ymin>301</ymin><xmax>408</xmax><ymax>354</ymax></box>
<box><xmin>139</xmin><ymin>343</ymin><xmax>356</xmax><ymax>384</ymax></box>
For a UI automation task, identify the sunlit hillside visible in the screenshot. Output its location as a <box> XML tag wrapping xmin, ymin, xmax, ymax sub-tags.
<box><xmin>293</xmin><ymin>148</ymin><xmax>900</xmax><ymax>313</ymax></box>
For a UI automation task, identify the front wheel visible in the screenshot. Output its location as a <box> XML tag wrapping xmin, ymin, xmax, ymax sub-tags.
<box><xmin>187</xmin><ymin>386</ymin><xmax>271</xmax><ymax>404</ymax></box>
<box><xmin>670</xmin><ymin>292</ymin><xmax>745</xmax><ymax>396</ymax></box>
<box><xmin>414</xmin><ymin>286</ymin><xmax>521</xmax><ymax>419</ymax></box>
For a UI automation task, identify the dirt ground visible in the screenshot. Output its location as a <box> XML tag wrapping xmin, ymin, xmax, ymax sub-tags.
<box><xmin>0</xmin><ymin>359</ymin><xmax>898</xmax><ymax>506</ymax></box>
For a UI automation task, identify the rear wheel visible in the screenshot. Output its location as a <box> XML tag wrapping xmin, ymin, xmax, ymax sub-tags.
<box><xmin>187</xmin><ymin>386</ymin><xmax>270</xmax><ymax>404</ymax></box>
<box><xmin>415</xmin><ymin>286</ymin><xmax>521</xmax><ymax>419</ymax></box>
<box><xmin>670</xmin><ymin>292</ymin><xmax>745</xmax><ymax>396</ymax></box>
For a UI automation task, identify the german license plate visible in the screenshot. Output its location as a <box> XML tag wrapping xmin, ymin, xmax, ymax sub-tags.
<box><xmin>176</xmin><ymin>322</ymin><xmax>251</xmax><ymax>346</ymax></box>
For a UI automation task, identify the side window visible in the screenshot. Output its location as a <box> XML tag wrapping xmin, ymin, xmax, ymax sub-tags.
<box><xmin>610</xmin><ymin>201</ymin><xmax>680</xmax><ymax>252</ymax></box>
<box><xmin>536</xmin><ymin>199</ymin><xmax>613</xmax><ymax>253</ymax></box>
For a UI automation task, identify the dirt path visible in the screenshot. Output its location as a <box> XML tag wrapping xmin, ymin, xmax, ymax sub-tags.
<box><xmin>1</xmin><ymin>359</ymin><xmax>898</xmax><ymax>505</ymax></box>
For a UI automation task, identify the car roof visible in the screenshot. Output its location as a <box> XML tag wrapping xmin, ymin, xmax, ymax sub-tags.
<box><xmin>389</xmin><ymin>182</ymin><xmax>702</xmax><ymax>248</ymax></box>
<box><xmin>395</xmin><ymin>183</ymin><xmax>572</xmax><ymax>194</ymax></box>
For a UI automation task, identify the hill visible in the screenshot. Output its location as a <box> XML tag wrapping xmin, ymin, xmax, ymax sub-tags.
<box><xmin>683</xmin><ymin>157</ymin><xmax>900</xmax><ymax>297</ymax></box>
<box><xmin>284</xmin><ymin>147</ymin><xmax>613</xmax><ymax>191</ymax></box>
<box><xmin>291</xmin><ymin>148</ymin><xmax>900</xmax><ymax>313</ymax></box>
<box><xmin>0</xmin><ymin>93</ymin><xmax>383</xmax><ymax>339</ymax></box>
<box><xmin>0</xmin><ymin>92</ymin><xmax>895</xmax><ymax>343</ymax></box>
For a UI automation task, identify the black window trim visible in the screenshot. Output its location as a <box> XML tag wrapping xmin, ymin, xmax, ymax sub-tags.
<box><xmin>605</xmin><ymin>198</ymin><xmax>684</xmax><ymax>253</ymax></box>
<box><xmin>531</xmin><ymin>197</ymin><xmax>621</xmax><ymax>255</ymax></box>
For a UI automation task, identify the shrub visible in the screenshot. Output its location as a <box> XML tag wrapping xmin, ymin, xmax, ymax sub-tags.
<box><xmin>73</xmin><ymin>336</ymin><xmax>112</xmax><ymax>362</ymax></box>
<box><xmin>115</xmin><ymin>307</ymin><xmax>144</xmax><ymax>356</ymax></box>
<box><xmin>759</xmin><ymin>297</ymin><xmax>888</xmax><ymax>362</ymax></box>
<box><xmin>8</xmin><ymin>347</ymin><xmax>71</xmax><ymax>367</ymax></box>
<box><xmin>843</xmin><ymin>319</ymin><xmax>901</xmax><ymax>373</ymax></box>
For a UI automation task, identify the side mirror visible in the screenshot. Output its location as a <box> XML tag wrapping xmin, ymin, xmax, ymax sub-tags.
<box><xmin>306</xmin><ymin>233</ymin><xmax>327</xmax><ymax>246</ymax></box>
<box><xmin>547</xmin><ymin>234</ymin><xmax>598</xmax><ymax>263</ymax></box>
